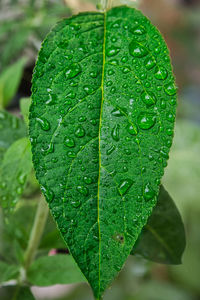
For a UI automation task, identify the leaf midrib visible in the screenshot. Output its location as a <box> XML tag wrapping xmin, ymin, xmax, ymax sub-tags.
<box><xmin>97</xmin><ymin>11</ymin><xmax>106</xmax><ymax>298</ymax></box>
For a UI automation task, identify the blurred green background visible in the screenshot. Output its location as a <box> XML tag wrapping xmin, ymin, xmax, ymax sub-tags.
<box><xmin>0</xmin><ymin>0</ymin><xmax>200</xmax><ymax>299</ymax></box>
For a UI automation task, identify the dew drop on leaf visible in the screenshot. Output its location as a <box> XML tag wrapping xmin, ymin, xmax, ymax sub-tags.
<box><xmin>129</xmin><ymin>40</ymin><xmax>148</xmax><ymax>58</ymax></box>
<box><xmin>164</xmin><ymin>82</ymin><xmax>177</xmax><ymax>95</ymax></box>
<box><xmin>64</xmin><ymin>137</ymin><xmax>75</xmax><ymax>148</ymax></box>
<box><xmin>141</xmin><ymin>91</ymin><xmax>157</xmax><ymax>106</ymax></box>
<box><xmin>127</xmin><ymin>123</ymin><xmax>138</xmax><ymax>135</ymax></box>
<box><xmin>154</xmin><ymin>66</ymin><xmax>168</xmax><ymax>80</ymax></box>
<box><xmin>118</xmin><ymin>179</ymin><xmax>133</xmax><ymax>196</ymax></box>
<box><xmin>131</xmin><ymin>25</ymin><xmax>146</xmax><ymax>35</ymax></box>
<box><xmin>77</xmin><ymin>185</ymin><xmax>89</xmax><ymax>196</ymax></box>
<box><xmin>36</xmin><ymin>117</ymin><xmax>50</xmax><ymax>131</ymax></box>
<box><xmin>111</xmin><ymin>124</ymin><xmax>120</xmax><ymax>141</ymax></box>
<box><xmin>75</xmin><ymin>126</ymin><xmax>85</xmax><ymax>138</ymax></box>
<box><xmin>106</xmin><ymin>145</ymin><xmax>116</xmax><ymax>155</ymax></box>
<box><xmin>137</xmin><ymin>112</ymin><xmax>156</xmax><ymax>129</ymax></box>
<box><xmin>144</xmin><ymin>56</ymin><xmax>156</xmax><ymax>70</ymax></box>
<box><xmin>65</xmin><ymin>63</ymin><xmax>82</xmax><ymax>80</ymax></box>
<box><xmin>41</xmin><ymin>186</ymin><xmax>54</xmax><ymax>202</ymax></box>
<box><xmin>144</xmin><ymin>183</ymin><xmax>155</xmax><ymax>201</ymax></box>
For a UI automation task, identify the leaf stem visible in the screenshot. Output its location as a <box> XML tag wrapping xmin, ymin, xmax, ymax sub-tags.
<box><xmin>23</xmin><ymin>196</ymin><xmax>49</xmax><ymax>271</ymax></box>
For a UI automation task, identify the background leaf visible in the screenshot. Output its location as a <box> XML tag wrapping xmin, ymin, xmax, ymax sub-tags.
<box><xmin>0</xmin><ymin>110</ymin><xmax>26</xmax><ymax>162</ymax></box>
<box><xmin>0</xmin><ymin>261</ymin><xmax>19</xmax><ymax>283</ymax></box>
<box><xmin>30</xmin><ymin>6</ymin><xmax>177</xmax><ymax>299</ymax></box>
<box><xmin>132</xmin><ymin>185</ymin><xmax>186</xmax><ymax>264</ymax></box>
<box><xmin>0</xmin><ymin>137</ymin><xmax>32</xmax><ymax>212</ymax></box>
<box><xmin>27</xmin><ymin>254</ymin><xmax>86</xmax><ymax>286</ymax></box>
<box><xmin>0</xmin><ymin>285</ymin><xmax>35</xmax><ymax>300</ymax></box>
<box><xmin>0</xmin><ymin>57</ymin><xmax>27</xmax><ymax>108</ymax></box>
<box><xmin>20</xmin><ymin>97</ymin><xmax>31</xmax><ymax>126</ymax></box>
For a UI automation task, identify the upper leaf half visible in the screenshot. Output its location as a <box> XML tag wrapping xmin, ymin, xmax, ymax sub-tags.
<box><xmin>29</xmin><ymin>6</ymin><xmax>177</xmax><ymax>299</ymax></box>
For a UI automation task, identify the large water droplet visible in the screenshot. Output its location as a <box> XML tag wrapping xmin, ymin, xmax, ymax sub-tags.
<box><xmin>144</xmin><ymin>183</ymin><xmax>155</xmax><ymax>201</ymax></box>
<box><xmin>127</xmin><ymin>123</ymin><xmax>138</xmax><ymax>135</ymax></box>
<box><xmin>141</xmin><ymin>91</ymin><xmax>157</xmax><ymax>107</ymax></box>
<box><xmin>164</xmin><ymin>82</ymin><xmax>177</xmax><ymax>95</ymax></box>
<box><xmin>65</xmin><ymin>63</ymin><xmax>82</xmax><ymax>80</ymax></box>
<box><xmin>36</xmin><ymin>117</ymin><xmax>50</xmax><ymax>131</ymax></box>
<box><xmin>111</xmin><ymin>124</ymin><xmax>120</xmax><ymax>141</ymax></box>
<box><xmin>129</xmin><ymin>41</ymin><xmax>148</xmax><ymax>58</ymax></box>
<box><xmin>118</xmin><ymin>179</ymin><xmax>133</xmax><ymax>195</ymax></box>
<box><xmin>138</xmin><ymin>112</ymin><xmax>156</xmax><ymax>130</ymax></box>
<box><xmin>145</xmin><ymin>56</ymin><xmax>156</xmax><ymax>70</ymax></box>
<box><xmin>77</xmin><ymin>185</ymin><xmax>89</xmax><ymax>196</ymax></box>
<box><xmin>155</xmin><ymin>66</ymin><xmax>168</xmax><ymax>80</ymax></box>
<box><xmin>75</xmin><ymin>125</ymin><xmax>85</xmax><ymax>138</ymax></box>
<box><xmin>131</xmin><ymin>25</ymin><xmax>146</xmax><ymax>35</ymax></box>
<box><xmin>67</xmin><ymin>151</ymin><xmax>76</xmax><ymax>158</ymax></box>
<box><xmin>64</xmin><ymin>137</ymin><xmax>75</xmax><ymax>148</ymax></box>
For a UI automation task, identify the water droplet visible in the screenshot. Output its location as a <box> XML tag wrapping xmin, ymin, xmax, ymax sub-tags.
<box><xmin>144</xmin><ymin>183</ymin><xmax>155</xmax><ymax>201</ymax></box>
<box><xmin>46</xmin><ymin>93</ymin><xmax>57</xmax><ymax>105</ymax></box>
<box><xmin>78</xmin><ymin>116</ymin><xmax>86</xmax><ymax>122</ymax></box>
<box><xmin>121</xmin><ymin>56</ymin><xmax>128</xmax><ymax>63</ymax></box>
<box><xmin>160</xmin><ymin>147</ymin><xmax>169</xmax><ymax>159</ymax></box>
<box><xmin>90</xmin><ymin>119</ymin><xmax>97</xmax><ymax>126</ymax></box>
<box><xmin>138</xmin><ymin>112</ymin><xmax>156</xmax><ymax>129</ymax></box>
<box><xmin>67</xmin><ymin>151</ymin><xmax>76</xmax><ymax>158</ymax></box>
<box><xmin>106</xmin><ymin>80</ymin><xmax>113</xmax><ymax>87</ymax></box>
<box><xmin>166</xmin><ymin>128</ymin><xmax>173</xmax><ymax>136</ymax></box>
<box><xmin>106</xmin><ymin>47</ymin><xmax>120</xmax><ymax>57</ymax></box>
<box><xmin>111</xmin><ymin>107</ymin><xmax>125</xmax><ymax>117</ymax></box>
<box><xmin>75</xmin><ymin>126</ymin><xmax>85</xmax><ymax>138</ymax></box>
<box><xmin>41</xmin><ymin>142</ymin><xmax>54</xmax><ymax>155</ymax></box>
<box><xmin>83</xmin><ymin>176</ymin><xmax>92</xmax><ymax>184</ymax></box>
<box><xmin>155</xmin><ymin>66</ymin><xmax>168</xmax><ymax>80</ymax></box>
<box><xmin>170</xmin><ymin>98</ymin><xmax>176</xmax><ymax>106</ymax></box>
<box><xmin>71</xmin><ymin>199</ymin><xmax>81</xmax><ymax>208</ymax></box>
<box><xmin>108</xmin><ymin>69</ymin><xmax>114</xmax><ymax>75</ymax></box>
<box><xmin>161</xmin><ymin>100</ymin><xmax>166</xmax><ymax>109</ymax></box>
<box><xmin>118</xmin><ymin>179</ymin><xmax>133</xmax><ymax>195</ymax></box>
<box><xmin>36</xmin><ymin>117</ymin><xmax>50</xmax><ymax>131</ymax></box>
<box><xmin>166</xmin><ymin>112</ymin><xmax>175</xmax><ymax>123</ymax></box>
<box><xmin>65</xmin><ymin>63</ymin><xmax>82</xmax><ymax>80</ymax></box>
<box><xmin>164</xmin><ymin>82</ymin><xmax>177</xmax><ymax>95</ymax></box>
<box><xmin>127</xmin><ymin>123</ymin><xmax>138</xmax><ymax>135</ymax></box>
<box><xmin>41</xmin><ymin>186</ymin><xmax>54</xmax><ymax>202</ymax></box>
<box><xmin>111</xmin><ymin>87</ymin><xmax>116</xmax><ymax>93</ymax></box>
<box><xmin>111</xmin><ymin>124</ymin><xmax>120</xmax><ymax>141</ymax></box>
<box><xmin>145</xmin><ymin>56</ymin><xmax>156</xmax><ymax>70</ymax></box>
<box><xmin>129</xmin><ymin>41</ymin><xmax>148</xmax><ymax>58</ymax></box>
<box><xmin>90</xmin><ymin>71</ymin><xmax>98</xmax><ymax>78</ymax></box>
<box><xmin>131</xmin><ymin>25</ymin><xmax>146</xmax><ymax>35</ymax></box>
<box><xmin>106</xmin><ymin>145</ymin><xmax>116</xmax><ymax>155</ymax></box>
<box><xmin>17</xmin><ymin>172</ymin><xmax>26</xmax><ymax>185</ymax></box>
<box><xmin>16</xmin><ymin>186</ymin><xmax>23</xmax><ymax>195</ymax></box>
<box><xmin>123</xmin><ymin>67</ymin><xmax>130</xmax><ymax>74</ymax></box>
<box><xmin>84</xmin><ymin>85</ymin><xmax>95</xmax><ymax>95</ymax></box>
<box><xmin>141</xmin><ymin>91</ymin><xmax>157</xmax><ymax>107</ymax></box>
<box><xmin>77</xmin><ymin>185</ymin><xmax>89</xmax><ymax>196</ymax></box>
<box><xmin>64</xmin><ymin>137</ymin><xmax>75</xmax><ymax>148</ymax></box>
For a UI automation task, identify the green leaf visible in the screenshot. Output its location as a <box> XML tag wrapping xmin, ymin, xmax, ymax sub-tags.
<box><xmin>0</xmin><ymin>285</ymin><xmax>35</xmax><ymax>300</ymax></box>
<box><xmin>27</xmin><ymin>254</ymin><xmax>86</xmax><ymax>286</ymax></box>
<box><xmin>29</xmin><ymin>7</ymin><xmax>177</xmax><ymax>299</ymax></box>
<box><xmin>132</xmin><ymin>185</ymin><xmax>186</xmax><ymax>264</ymax></box>
<box><xmin>0</xmin><ymin>261</ymin><xmax>19</xmax><ymax>283</ymax></box>
<box><xmin>0</xmin><ymin>137</ymin><xmax>32</xmax><ymax>212</ymax></box>
<box><xmin>0</xmin><ymin>57</ymin><xmax>27</xmax><ymax>108</ymax></box>
<box><xmin>0</xmin><ymin>110</ymin><xmax>26</xmax><ymax>162</ymax></box>
<box><xmin>20</xmin><ymin>98</ymin><xmax>31</xmax><ymax>126</ymax></box>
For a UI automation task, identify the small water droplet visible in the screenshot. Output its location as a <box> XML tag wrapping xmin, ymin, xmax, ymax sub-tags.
<box><xmin>144</xmin><ymin>183</ymin><xmax>155</xmax><ymax>201</ymax></box>
<box><xmin>121</xmin><ymin>56</ymin><xmax>128</xmax><ymax>63</ymax></box>
<box><xmin>164</xmin><ymin>82</ymin><xmax>177</xmax><ymax>95</ymax></box>
<box><xmin>129</xmin><ymin>41</ymin><xmax>148</xmax><ymax>58</ymax></box>
<box><xmin>75</xmin><ymin>126</ymin><xmax>85</xmax><ymax>138</ymax></box>
<box><xmin>106</xmin><ymin>47</ymin><xmax>120</xmax><ymax>57</ymax></box>
<box><xmin>90</xmin><ymin>71</ymin><xmax>98</xmax><ymax>78</ymax></box>
<box><xmin>16</xmin><ymin>186</ymin><xmax>23</xmax><ymax>195</ymax></box>
<box><xmin>145</xmin><ymin>56</ymin><xmax>156</xmax><ymax>70</ymax></box>
<box><xmin>64</xmin><ymin>137</ymin><xmax>75</xmax><ymax>148</ymax></box>
<box><xmin>78</xmin><ymin>116</ymin><xmax>86</xmax><ymax>122</ymax></box>
<box><xmin>106</xmin><ymin>80</ymin><xmax>113</xmax><ymax>87</ymax></box>
<box><xmin>123</xmin><ymin>67</ymin><xmax>130</xmax><ymax>74</ymax></box>
<box><xmin>83</xmin><ymin>176</ymin><xmax>92</xmax><ymax>184</ymax></box>
<box><xmin>77</xmin><ymin>185</ymin><xmax>89</xmax><ymax>196</ymax></box>
<box><xmin>108</xmin><ymin>69</ymin><xmax>114</xmax><ymax>75</ymax></box>
<box><xmin>84</xmin><ymin>85</ymin><xmax>95</xmax><ymax>95</ymax></box>
<box><xmin>160</xmin><ymin>147</ymin><xmax>169</xmax><ymax>159</ymax></box>
<box><xmin>138</xmin><ymin>112</ymin><xmax>156</xmax><ymax>130</ymax></box>
<box><xmin>111</xmin><ymin>124</ymin><xmax>120</xmax><ymax>141</ymax></box>
<box><xmin>166</xmin><ymin>128</ymin><xmax>173</xmax><ymax>136</ymax></box>
<box><xmin>41</xmin><ymin>186</ymin><xmax>54</xmax><ymax>202</ymax></box>
<box><xmin>17</xmin><ymin>172</ymin><xmax>26</xmax><ymax>185</ymax></box>
<box><xmin>111</xmin><ymin>107</ymin><xmax>125</xmax><ymax>117</ymax></box>
<box><xmin>154</xmin><ymin>66</ymin><xmax>168</xmax><ymax>80</ymax></box>
<box><xmin>65</xmin><ymin>63</ymin><xmax>82</xmax><ymax>80</ymax></box>
<box><xmin>67</xmin><ymin>151</ymin><xmax>76</xmax><ymax>158</ymax></box>
<box><xmin>141</xmin><ymin>91</ymin><xmax>157</xmax><ymax>107</ymax></box>
<box><xmin>118</xmin><ymin>179</ymin><xmax>133</xmax><ymax>195</ymax></box>
<box><xmin>71</xmin><ymin>199</ymin><xmax>81</xmax><ymax>208</ymax></box>
<box><xmin>166</xmin><ymin>112</ymin><xmax>175</xmax><ymax>123</ymax></box>
<box><xmin>41</xmin><ymin>142</ymin><xmax>54</xmax><ymax>155</ymax></box>
<box><xmin>36</xmin><ymin>117</ymin><xmax>50</xmax><ymax>131</ymax></box>
<box><xmin>46</xmin><ymin>93</ymin><xmax>57</xmax><ymax>105</ymax></box>
<box><xmin>106</xmin><ymin>145</ymin><xmax>116</xmax><ymax>155</ymax></box>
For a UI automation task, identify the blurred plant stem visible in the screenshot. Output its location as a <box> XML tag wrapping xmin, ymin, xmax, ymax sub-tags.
<box><xmin>23</xmin><ymin>196</ymin><xmax>48</xmax><ymax>271</ymax></box>
<box><xmin>101</xmin><ymin>0</ymin><xmax>113</xmax><ymax>10</ymax></box>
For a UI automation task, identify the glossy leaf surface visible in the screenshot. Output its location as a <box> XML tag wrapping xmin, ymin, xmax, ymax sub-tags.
<box><xmin>30</xmin><ymin>6</ymin><xmax>177</xmax><ymax>299</ymax></box>
<box><xmin>132</xmin><ymin>185</ymin><xmax>186</xmax><ymax>264</ymax></box>
<box><xmin>0</xmin><ymin>138</ymin><xmax>32</xmax><ymax>212</ymax></box>
<box><xmin>27</xmin><ymin>255</ymin><xmax>86</xmax><ymax>286</ymax></box>
<box><xmin>0</xmin><ymin>110</ymin><xmax>26</xmax><ymax>162</ymax></box>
